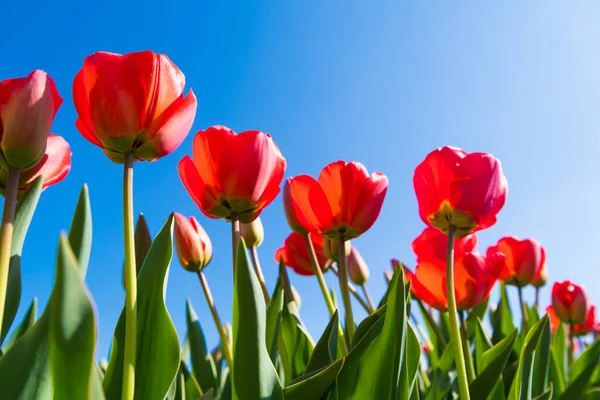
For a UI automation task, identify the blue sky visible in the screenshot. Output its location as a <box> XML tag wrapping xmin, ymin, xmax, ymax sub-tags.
<box><xmin>1</xmin><ymin>1</ymin><xmax>599</xmax><ymax>357</ymax></box>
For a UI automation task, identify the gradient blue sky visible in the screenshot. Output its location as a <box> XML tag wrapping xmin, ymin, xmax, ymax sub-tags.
<box><xmin>1</xmin><ymin>1</ymin><xmax>599</xmax><ymax>357</ymax></box>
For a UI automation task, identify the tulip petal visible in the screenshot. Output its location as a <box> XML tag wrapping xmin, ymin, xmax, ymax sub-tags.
<box><xmin>192</xmin><ymin>126</ymin><xmax>234</xmax><ymax>194</ymax></box>
<box><xmin>72</xmin><ymin>69</ymin><xmax>102</xmax><ymax>147</ymax></box>
<box><xmin>413</xmin><ymin>260</ymin><xmax>447</xmax><ymax>311</ymax></box>
<box><xmin>18</xmin><ymin>134</ymin><xmax>71</xmax><ymax>194</ymax></box>
<box><xmin>178</xmin><ymin>155</ymin><xmax>226</xmax><ymax>219</ymax></box>
<box><xmin>348</xmin><ymin>172</ymin><xmax>388</xmax><ymax>237</ymax></box>
<box><xmin>317</xmin><ymin>161</ymin><xmax>346</xmax><ymax>223</ymax></box>
<box><xmin>287</xmin><ymin>175</ymin><xmax>333</xmax><ymax>234</ymax></box>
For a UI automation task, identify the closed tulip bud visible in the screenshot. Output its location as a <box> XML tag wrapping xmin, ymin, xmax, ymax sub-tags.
<box><xmin>488</xmin><ymin>237</ymin><xmax>545</xmax><ymax>287</ymax></box>
<box><xmin>240</xmin><ymin>217</ymin><xmax>264</xmax><ymax>248</ymax></box>
<box><xmin>347</xmin><ymin>247</ymin><xmax>369</xmax><ymax>285</ymax></box>
<box><xmin>384</xmin><ymin>270</ymin><xmax>393</xmax><ymax>283</ymax></box>
<box><xmin>324</xmin><ymin>238</ymin><xmax>351</xmax><ymax>262</ymax></box>
<box><xmin>291</xmin><ymin>285</ymin><xmax>302</xmax><ymax>309</ymax></box>
<box><xmin>0</xmin><ymin>70</ymin><xmax>62</xmax><ymax>170</ymax></box>
<box><xmin>552</xmin><ymin>281</ymin><xmax>590</xmax><ymax>325</ymax></box>
<box><xmin>532</xmin><ymin>264</ymin><xmax>548</xmax><ymax>289</ymax></box>
<box><xmin>173</xmin><ymin>212</ymin><xmax>212</xmax><ymax>272</ymax></box>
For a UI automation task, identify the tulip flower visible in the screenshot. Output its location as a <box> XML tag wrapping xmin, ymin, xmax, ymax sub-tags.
<box><xmin>413</xmin><ymin>146</ymin><xmax>507</xmax><ymax>238</ymax></box>
<box><xmin>73</xmin><ymin>50</ymin><xmax>197</xmax><ymax>163</ymax></box>
<box><xmin>0</xmin><ymin>70</ymin><xmax>62</xmax><ymax>170</ymax></box>
<box><xmin>240</xmin><ymin>217</ymin><xmax>269</xmax><ymax>303</ymax></box>
<box><xmin>552</xmin><ymin>281</ymin><xmax>590</xmax><ymax>325</ymax></box>
<box><xmin>0</xmin><ymin>134</ymin><xmax>71</xmax><ymax>198</ymax></box>
<box><xmin>275</xmin><ymin>232</ymin><xmax>328</xmax><ymax>276</ymax></box>
<box><xmin>347</xmin><ymin>247</ymin><xmax>369</xmax><ymax>285</ymax></box>
<box><xmin>173</xmin><ymin>213</ymin><xmax>212</xmax><ymax>272</ymax></box>
<box><xmin>487</xmin><ymin>237</ymin><xmax>545</xmax><ymax>288</ymax></box>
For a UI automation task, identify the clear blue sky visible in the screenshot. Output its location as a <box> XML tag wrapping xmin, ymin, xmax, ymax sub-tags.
<box><xmin>1</xmin><ymin>1</ymin><xmax>599</xmax><ymax>357</ymax></box>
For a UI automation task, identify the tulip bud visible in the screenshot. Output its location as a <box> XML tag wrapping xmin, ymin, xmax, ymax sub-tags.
<box><xmin>552</xmin><ymin>281</ymin><xmax>590</xmax><ymax>325</ymax></box>
<box><xmin>384</xmin><ymin>270</ymin><xmax>393</xmax><ymax>283</ymax></box>
<box><xmin>531</xmin><ymin>264</ymin><xmax>548</xmax><ymax>289</ymax></box>
<box><xmin>283</xmin><ymin>179</ymin><xmax>308</xmax><ymax>235</ymax></box>
<box><xmin>291</xmin><ymin>285</ymin><xmax>302</xmax><ymax>309</ymax></box>
<box><xmin>173</xmin><ymin>212</ymin><xmax>212</xmax><ymax>272</ymax></box>
<box><xmin>240</xmin><ymin>217</ymin><xmax>264</xmax><ymax>248</ymax></box>
<box><xmin>347</xmin><ymin>247</ymin><xmax>370</xmax><ymax>285</ymax></box>
<box><xmin>0</xmin><ymin>70</ymin><xmax>62</xmax><ymax>170</ymax></box>
<box><xmin>324</xmin><ymin>238</ymin><xmax>351</xmax><ymax>262</ymax></box>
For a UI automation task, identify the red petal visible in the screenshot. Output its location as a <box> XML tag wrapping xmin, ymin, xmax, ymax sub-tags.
<box><xmin>192</xmin><ymin>126</ymin><xmax>235</xmax><ymax>194</ymax></box>
<box><xmin>178</xmin><ymin>155</ymin><xmax>221</xmax><ymax>219</ymax></box>
<box><xmin>287</xmin><ymin>175</ymin><xmax>333</xmax><ymax>234</ymax></box>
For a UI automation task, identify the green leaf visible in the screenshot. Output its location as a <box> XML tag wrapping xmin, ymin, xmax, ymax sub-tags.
<box><xmin>559</xmin><ymin>340</ymin><xmax>600</xmax><ymax>400</ymax></box>
<box><xmin>1</xmin><ymin>175</ymin><xmax>42</xmax><ymax>344</ymax></box>
<box><xmin>283</xmin><ymin>358</ymin><xmax>344</xmax><ymax>400</ymax></box>
<box><xmin>232</xmin><ymin>238</ymin><xmax>283</xmax><ymax>400</ymax></box>
<box><xmin>470</xmin><ymin>329</ymin><xmax>518</xmax><ymax>399</ymax></box>
<box><xmin>1</xmin><ymin>297</ymin><xmax>37</xmax><ymax>354</ymax></box>
<box><xmin>492</xmin><ymin>284</ymin><xmax>515</xmax><ymax>344</ymax></box>
<box><xmin>531</xmin><ymin>315</ymin><xmax>551</xmax><ymax>397</ymax></box>
<box><xmin>266</xmin><ymin>280</ymin><xmax>284</xmax><ymax>364</ymax></box>
<box><xmin>552</xmin><ymin>323</ymin><xmax>568</xmax><ymax>388</ymax></box>
<box><xmin>67</xmin><ymin>184</ymin><xmax>92</xmax><ymax>278</ymax></box>
<box><xmin>466</xmin><ymin>297</ymin><xmax>489</xmax><ymax>338</ymax></box>
<box><xmin>134</xmin><ymin>213</ymin><xmax>152</xmax><ymax>273</ymax></box>
<box><xmin>474</xmin><ymin>318</ymin><xmax>493</xmax><ymax>374</ymax></box>
<box><xmin>583</xmin><ymin>388</ymin><xmax>600</xmax><ymax>400</ymax></box>
<box><xmin>399</xmin><ymin>323</ymin><xmax>422</xmax><ymax>400</ymax></box>
<box><xmin>305</xmin><ymin>311</ymin><xmax>339</xmax><ymax>374</ymax></box>
<box><xmin>509</xmin><ymin>315</ymin><xmax>549</xmax><ymax>400</ymax></box>
<box><xmin>351</xmin><ymin>304</ymin><xmax>386</xmax><ymax>349</ymax></box>
<box><xmin>103</xmin><ymin>214</ymin><xmax>181</xmax><ymax>400</ymax></box>
<box><xmin>181</xmin><ymin>361</ymin><xmax>203</xmax><ymax>400</ymax></box>
<box><xmin>335</xmin><ymin>267</ymin><xmax>408</xmax><ymax>399</ymax></box>
<box><xmin>199</xmin><ymin>388</ymin><xmax>215</xmax><ymax>400</ymax></box>
<box><xmin>50</xmin><ymin>235</ymin><xmax>98</xmax><ymax>399</ymax></box>
<box><xmin>533</xmin><ymin>384</ymin><xmax>553</xmax><ymax>400</ymax></box>
<box><xmin>548</xmin><ymin>352</ymin><xmax>565</xmax><ymax>397</ymax></box>
<box><xmin>185</xmin><ymin>298</ymin><xmax>217</xmax><ymax>394</ymax></box>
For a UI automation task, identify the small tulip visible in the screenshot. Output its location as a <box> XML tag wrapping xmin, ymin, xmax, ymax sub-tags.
<box><xmin>275</xmin><ymin>232</ymin><xmax>328</xmax><ymax>276</ymax></box>
<box><xmin>285</xmin><ymin>161</ymin><xmax>388</xmax><ymax>240</ymax></box>
<box><xmin>323</xmin><ymin>238</ymin><xmax>351</xmax><ymax>263</ymax></box>
<box><xmin>487</xmin><ymin>237</ymin><xmax>545</xmax><ymax>287</ymax></box>
<box><xmin>240</xmin><ymin>217</ymin><xmax>264</xmax><ymax>248</ymax></box>
<box><xmin>552</xmin><ymin>281</ymin><xmax>590</xmax><ymax>325</ymax></box>
<box><xmin>173</xmin><ymin>212</ymin><xmax>212</xmax><ymax>272</ymax></box>
<box><xmin>0</xmin><ymin>70</ymin><xmax>62</xmax><ymax>170</ymax></box>
<box><xmin>179</xmin><ymin>126</ymin><xmax>286</xmax><ymax>223</ymax></box>
<box><xmin>73</xmin><ymin>51</ymin><xmax>197</xmax><ymax>163</ymax></box>
<box><xmin>413</xmin><ymin>146</ymin><xmax>507</xmax><ymax>238</ymax></box>
<box><xmin>0</xmin><ymin>134</ymin><xmax>71</xmax><ymax>198</ymax></box>
<box><xmin>347</xmin><ymin>247</ymin><xmax>369</xmax><ymax>285</ymax></box>
<box><xmin>531</xmin><ymin>263</ymin><xmax>548</xmax><ymax>289</ymax></box>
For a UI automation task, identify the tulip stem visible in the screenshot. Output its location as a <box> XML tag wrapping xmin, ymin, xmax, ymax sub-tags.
<box><xmin>330</xmin><ymin>264</ymin><xmax>373</xmax><ymax>314</ymax></box>
<box><xmin>459</xmin><ymin>311</ymin><xmax>476</xmax><ymax>383</ymax></box>
<box><xmin>361</xmin><ymin>284</ymin><xmax>376</xmax><ymax>313</ymax></box>
<box><xmin>197</xmin><ymin>271</ymin><xmax>234</xmax><ymax>373</ymax></box>
<box><xmin>304</xmin><ymin>234</ymin><xmax>348</xmax><ymax>355</ymax></box>
<box><xmin>534</xmin><ymin>288</ymin><xmax>540</xmax><ymax>311</ymax></box>
<box><xmin>250</xmin><ymin>246</ymin><xmax>270</xmax><ymax>304</ymax></box>
<box><xmin>517</xmin><ymin>285</ymin><xmax>530</xmax><ymax>332</ymax></box>
<box><xmin>0</xmin><ymin>167</ymin><xmax>20</xmax><ymax>339</ymax></box>
<box><xmin>337</xmin><ymin>235</ymin><xmax>355</xmax><ymax>341</ymax></box>
<box><xmin>568</xmin><ymin>324</ymin><xmax>575</xmax><ymax>366</ymax></box>
<box><xmin>231</xmin><ymin>214</ymin><xmax>240</xmax><ymax>280</ymax></box>
<box><xmin>416</xmin><ymin>298</ymin><xmax>447</xmax><ymax>347</ymax></box>
<box><xmin>445</xmin><ymin>225</ymin><xmax>471</xmax><ymax>400</ymax></box>
<box><xmin>122</xmin><ymin>153</ymin><xmax>137</xmax><ymax>400</ymax></box>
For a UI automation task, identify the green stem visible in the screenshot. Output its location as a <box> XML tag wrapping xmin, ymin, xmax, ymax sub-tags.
<box><xmin>198</xmin><ymin>271</ymin><xmax>234</xmax><ymax>372</ymax></box>
<box><xmin>459</xmin><ymin>311</ymin><xmax>476</xmax><ymax>383</ymax></box>
<box><xmin>534</xmin><ymin>288</ymin><xmax>540</xmax><ymax>311</ymax></box>
<box><xmin>445</xmin><ymin>225</ymin><xmax>471</xmax><ymax>400</ymax></box>
<box><xmin>337</xmin><ymin>234</ymin><xmax>355</xmax><ymax>341</ymax></box>
<box><xmin>517</xmin><ymin>285</ymin><xmax>530</xmax><ymax>332</ymax></box>
<box><xmin>231</xmin><ymin>214</ymin><xmax>240</xmax><ymax>280</ymax></box>
<box><xmin>568</xmin><ymin>324</ymin><xmax>575</xmax><ymax>367</ymax></box>
<box><xmin>122</xmin><ymin>154</ymin><xmax>137</xmax><ymax>400</ymax></box>
<box><xmin>304</xmin><ymin>234</ymin><xmax>348</xmax><ymax>355</ymax></box>
<box><xmin>250</xmin><ymin>246</ymin><xmax>270</xmax><ymax>304</ymax></box>
<box><xmin>416</xmin><ymin>298</ymin><xmax>447</xmax><ymax>347</ymax></box>
<box><xmin>361</xmin><ymin>284</ymin><xmax>376</xmax><ymax>313</ymax></box>
<box><xmin>330</xmin><ymin>264</ymin><xmax>373</xmax><ymax>314</ymax></box>
<box><xmin>0</xmin><ymin>167</ymin><xmax>19</xmax><ymax>338</ymax></box>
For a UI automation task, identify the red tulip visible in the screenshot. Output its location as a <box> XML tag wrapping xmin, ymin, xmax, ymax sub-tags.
<box><xmin>407</xmin><ymin>252</ymin><xmax>503</xmax><ymax>311</ymax></box>
<box><xmin>179</xmin><ymin>126</ymin><xmax>286</xmax><ymax>223</ymax></box>
<box><xmin>487</xmin><ymin>237</ymin><xmax>546</xmax><ymax>287</ymax></box>
<box><xmin>552</xmin><ymin>281</ymin><xmax>590</xmax><ymax>325</ymax></box>
<box><xmin>572</xmin><ymin>305</ymin><xmax>595</xmax><ymax>337</ymax></box>
<box><xmin>347</xmin><ymin>246</ymin><xmax>369</xmax><ymax>285</ymax></box>
<box><xmin>413</xmin><ymin>146</ymin><xmax>507</xmax><ymax>238</ymax></box>
<box><xmin>73</xmin><ymin>51</ymin><xmax>197</xmax><ymax>163</ymax></box>
<box><xmin>173</xmin><ymin>212</ymin><xmax>212</xmax><ymax>272</ymax></box>
<box><xmin>0</xmin><ymin>70</ymin><xmax>62</xmax><ymax>170</ymax></box>
<box><xmin>275</xmin><ymin>232</ymin><xmax>328</xmax><ymax>276</ymax></box>
<box><xmin>412</xmin><ymin>227</ymin><xmax>477</xmax><ymax>263</ymax></box>
<box><xmin>285</xmin><ymin>161</ymin><xmax>388</xmax><ymax>239</ymax></box>
<box><xmin>0</xmin><ymin>134</ymin><xmax>72</xmax><ymax>198</ymax></box>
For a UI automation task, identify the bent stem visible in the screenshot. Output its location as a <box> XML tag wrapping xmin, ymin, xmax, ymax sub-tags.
<box><xmin>517</xmin><ymin>285</ymin><xmax>529</xmax><ymax>332</ymax></box>
<box><xmin>231</xmin><ymin>214</ymin><xmax>240</xmax><ymax>280</ymax></box>
<box><xmin>337</xmin><ymin>234</ymin><xmax>355</xmax><ymax>341</ymax></box>
<box><xmin>446</xmin><ymin>225</ymin><xmax>471</xmax><ymax>400</ymax></box>
<box><xmin>304</xmin><ymin>234</ymin><xmax>348</xmax><ymax>355</ymax></box>
<box><xmin>0</xmin><ymin>167</ymin><xmax>20</xmax><ymax>338</ymax></box>
<box><xmin>330</xmin><ymin>264</ymin><xmax>373</xmax><ymax>314</ymax></box>
<box><xmin>122</xmin><ymin>154</ymin><xmax>137</xmax><ymax>400</ymax></box>
<box><xmin>250</xmin><ymin>246</ymin><xmax>270</xmax><ymax>303</ymax></box>
<box><xmin>361</xmin><ymin>284</ymin><xmax>376</xmax><ymax>313</ymax></box>
<box><xmin>198</xmin><ymin>271</ymin><xmax>234</xmax><ymax>372</ymax></box>
<box><xmin>459</xmin><ymin>311</ymin><xmax>476</xmax><ymax>383</ymax></box>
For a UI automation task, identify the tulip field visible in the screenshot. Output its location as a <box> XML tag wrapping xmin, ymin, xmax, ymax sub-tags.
<box><xmin>0</xmin><ymin>50</ymin><xmax>599</xmax><ymax>400</ymax></box>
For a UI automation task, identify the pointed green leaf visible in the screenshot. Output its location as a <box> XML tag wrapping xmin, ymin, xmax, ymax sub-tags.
<box><xmin>531</xmin><ymin>315</ymin><xmax>551</xmax><ymax>397</ymax></box>
<box><xmin>552</xmin><ymin>323</ymin><xmax>568</xmax><ymax>387</ymax></box>
<box><xmin>266</xmin><ymin>280</ymin><xmax>284</xmax><ymax>364</ymax></box>
<box><xmin>181</xmin><ymin>361</ymin><xmax>203</xmax><ymax>399</ymax></box>
<box><xmin>185</xmin><ymin>298</ymin><xmax>217</xmax><ymax>393</ymax></box>
<box><xmin>399</xmin><ymin>323</ymin><xmax>422</xmax><ymax>400</ymax></box>
<box><xmin>1</xmin><ymin>175</ymin><xmax>42</xmax><ymax>344</ymax></box>
<box><xmin>134</xmin><ymin>213</ymin><xmax>152</xmax><ymax>273</ymax></box>
<box><xmin>50</xmin><ymin>235</ymin><xmax>98</xmax><ymax>399</ymax></box>
<box><xmin>559</xmin><ymin>340</ymin><xmax>600</xmax><ymax>400</ymax></box>
<box><xmin>548</xmin><ymin>351</ymin><xmax>565</xmax><ymax>397</ymax></box>
<box><xmin>305</xmin><ymin>311</ymin><xmax>339</xmax><ymax>374</ymax></box>
<box><xmin>533</xmin><ymin>384</ymin><xmax>553</xmax><ymax>400</ymax></box>
<box><xmin>284</xmin><ymin>358</ymin><xmax>344</xmax><ymax>400</ymax></box>
<box><xmin>199</xmin><ymin>388</ymin><xmax>215</xmax><ymax>400</ymax></box>
<box><xmin>232</xmin><ymin>238</ymin><xmax>283</xmax><ymax>400</ymax></box>
<box><xmin>492</xmin><ymin>284</ymin><xmax>515</xmax><ymax>344</ymax></box>
<box><xmin>67</xmin><ymin>184</ymin><xmax>92</xmax><ymax>278</ymax></box>
<box><xmin>104</xmin><ymin>214</ymin><xmax>181</xmax><ymax>400</ymax></box>
<box><xmin>351</xmin><ymin>304</ymin><xmax>386</xmax><ymax>349</ymax></box>
<box><xmin>583</xmin><ymin>388</ymin><xmax>600</xmax><ymax>400</ymax></box>
<box><xmin>1</xmin><ymin>297</ymin><xmax>37</xmax><ymax>354</ymax></box>
<box><xmin>467</xmin><ymin>297</ymin><xmax>489</xmax><ymax>338</ymax></box>
<box><xmin>474</xmin><ymin>318</ymin><xmax>493</xmax><ymax>374</ymax></box>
